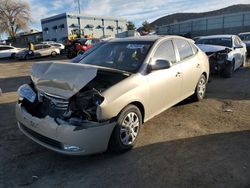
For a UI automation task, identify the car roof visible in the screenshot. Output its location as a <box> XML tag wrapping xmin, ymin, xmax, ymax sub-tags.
<box><xmin>0</xmin><ymin>45</ymin><xmax>14</xmax><ymax>47</ymax></box>
<box><xmin>108</xmin><ymin>35</ymin><xmax>189</xmax><ymax>43</ymax></box>
<box><xmin>238</xmin><ymin>32</ymin><xmax>250</xmax><ymax>35</ymax></box>
<box><xmin>199</xmin><ymin>35</ymin><xmax>235</xmax><ymax>39</ymax></box>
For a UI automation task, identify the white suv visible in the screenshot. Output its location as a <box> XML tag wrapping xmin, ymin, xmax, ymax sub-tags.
<box><xmin>196</xmin><ymin>35</ymin><xmax>247</xmax><ymax>78</ymax></box>
<box><xmin>0</xmin><ymin>45</ymin><xmax>20</xmax><ymax>59</ymax></box>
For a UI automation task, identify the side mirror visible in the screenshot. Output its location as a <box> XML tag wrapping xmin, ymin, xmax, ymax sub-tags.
<box><xmin>148</xmin><ymin>59</ymin><xmax>172</xmax><ymax>72</ymax></box>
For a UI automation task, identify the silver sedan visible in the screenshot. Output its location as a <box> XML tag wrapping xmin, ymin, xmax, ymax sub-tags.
<box><xmin>16</xmin><ymin>36</ymin><xmax>209</xmax><ymax>155</ymax></box>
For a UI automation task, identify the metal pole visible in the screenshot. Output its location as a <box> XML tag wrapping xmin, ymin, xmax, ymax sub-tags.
<box><xmin>77</xmin><ymin>0</ymin><xmax>81</xmax><ymax>14</ymax></box>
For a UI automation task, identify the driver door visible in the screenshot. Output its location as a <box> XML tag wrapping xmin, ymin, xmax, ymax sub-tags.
<box><xmin>146</xmin><ymin>39</ymin><xmax>182</xmax><ymax>117</ymax></box>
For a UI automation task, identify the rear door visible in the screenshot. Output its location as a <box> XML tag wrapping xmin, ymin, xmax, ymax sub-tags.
<box><xmin>173</xmin><ymin>38</ymin><xmax>201</xmax><ymax>99</ymax></box>
<box><xmin>42</xmin><ymin>45</ymin><xmax>52</xmax><ymax>56</ymax></box>
<box><xmin>146</xmin><ymin>39</ymin><xmax>182</xmax><ymax>116</ymax></box>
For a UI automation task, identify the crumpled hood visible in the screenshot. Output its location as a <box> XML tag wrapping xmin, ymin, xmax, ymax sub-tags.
<box><xmin>31</xmin><ymin>62</ymin><xmax>97</xmax><ymax>99</ymax></box>
<box><xmin>196</xmin><ymin>44</ymin><xmax>230</xmax><ymax>53</ymax></box>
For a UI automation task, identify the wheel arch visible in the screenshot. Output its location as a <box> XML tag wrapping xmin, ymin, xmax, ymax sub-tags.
<box><xmin>128</xmin><ymin>101</ymin><xmax>145</xmax><ymax>123</ymax></box>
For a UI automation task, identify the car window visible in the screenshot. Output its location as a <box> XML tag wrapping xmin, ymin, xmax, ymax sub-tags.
<box><xmin>0</xmin><ymin>46</ymin><xmax>13</xmax><ymax>50</ymax></box>
<box><xmin>43</xmin><ymin>45</ymin><xmax>51</xmax><ymax>49</ymax></box>
<box><xmin>174</xmin><ymin>39</ymin><xmax>194</xmax><ymax>61</ymax></box>
<box><xmin>34</xmin><ymin>45</ymin><xmax>42</xmax><ymax>50</ymax></box>
<box><xmin>196</xmin><ymin>37</ymin><xmax>232</xmax><ymax>48</ymax></box>
<box><xmin>239</xmin><ymin>34</ymin><xmax>250</xmax><ymax>41</ymax></box>
<box><xmin>79</xmin><ymin>41</ymin><xmax>153</xmax><ymax>73</ymax></box>
<box><xmin>153</xmin><ymin>40</ymin><xmax>176</xmax><ymax>64</ymax></box>
<box><xmin>235</xmin><ymin>37</ymin><xmax>243</xmax><ymax>46</ymax></box>
<box><xmin>51</xmin><ymin>44</ymin><xmax>61</xmax><ymax>47</ymax></box>
<box><xmin>233</xmin><ymin>37</ymin><xmax>239</xmax><ymax>47</ymax></box>
<box><xmin>190</xmin><ymin>43</ymin><xmax>199</xmax><ymax>54</ymax></box>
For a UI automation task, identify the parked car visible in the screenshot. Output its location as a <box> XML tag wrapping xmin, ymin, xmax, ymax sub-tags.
<box><xmin>66</xmin><ymin>38</ymin><xmax>100</xmax><ymax>58</ymax></box>
<box><xmin>0</xmin><ymin>45</ymin><xmax>21</xmax><ymax>59</ymax></box>
<box><xmin>238</xmin><ymin>32</ymin><xmax>250</xmax><ymax>56</ymax></box>
<box><xmin>41</xmin><ymin>41</ymin><xmax>56</xmax><ymax>45</ymax></box>
<box><xmin>16</xmin><ymin>36</ymin><xmax>209</xmax><ymax>156</ymax></box>
<box><xmin>70</xmin><ymin>41</ymin><xmax>107</xmax><ymax>63</ymax></box>
<box><xmin>15</xmin><ymin>44</ymin><xmax>60</xmax><ymax>60</ymax></box>
<box><xmin>196</xmin><ymin>35</ymin><xmax>247</xmax><ymax>78</ymax></box>
<box><xmin>50</xmin><ymin>43</ymin><xmax>65</xmax><ymax>50</ymax></box>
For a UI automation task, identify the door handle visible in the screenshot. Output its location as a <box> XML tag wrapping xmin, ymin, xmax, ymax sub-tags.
<box><xmin>176</xmin><ymin>72</ymin><xmax>182</xmax><ymax>77</ymax></box>
<box><xmin>196</xmin><ymin>63</ymin><xmax>201</xmax><ymax>68</ymax></box>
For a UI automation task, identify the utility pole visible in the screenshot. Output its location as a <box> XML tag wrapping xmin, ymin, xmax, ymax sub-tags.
<box><xmin>76</xmin><ymin>0</ymin><xmax>82</xmax><ymax>36</ymax></box>
<box><xmin>77</xmin><ymin>0</ymin><xmax>81</xmax><ymax>14</ymax></box>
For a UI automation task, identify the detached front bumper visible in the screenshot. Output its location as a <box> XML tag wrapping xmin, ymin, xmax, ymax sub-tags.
<box><xmin>16</xmin><ymin>103</ymin><xmax>116</xmax><ymax>155</ymax></box>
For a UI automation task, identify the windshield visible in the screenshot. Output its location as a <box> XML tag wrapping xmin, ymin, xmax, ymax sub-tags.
<box><xmin>71</xmin><ymin>42</ymin><xmax>105</xmax><ymax>63</ymax></box>
<box><xmin>79</xmin><ymin>41</ymin><xmax>153</xmax><ymax>73</ymax></box>
<box><xmin>196</xmin><ymin>38</ymin><xmax>232</xmax><ymax>48</ymax></box>
<box><xmin>239</xmin><ymin>34</ymin><xmax>250</xmax><ymax>41</ymax></box>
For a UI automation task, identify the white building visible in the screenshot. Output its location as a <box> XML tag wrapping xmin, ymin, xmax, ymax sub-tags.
<box><xmin>41</xmin><ymin>13</ymin><xmax>128</xmax><ymax>42</ymax></box>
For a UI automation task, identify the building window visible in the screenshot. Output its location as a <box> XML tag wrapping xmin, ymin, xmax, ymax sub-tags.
<box><xmin>43</xmin><ymin>27</ymin><xmax>49</xmax><ymax>34</ymax></box>
<box><xmin>59</xmin><ymin>24</ymin><xmax>65</xmax><ymax>31</ymax></box>
<box><xmin>85</xmin><ymin>24</ymin><xmax>94</xmax><ymax>29</ymax></box>
<box><xmin>107</xmin><ymin>25</ymin><xmax>114</xmax><ymax>31</ymax></box>
<box><xmin>96</xmin><ymin>25</ymin><xmax>104</xmax><ymax>29</ymax></box>
<box><xmin>53</xmin><ymin>26</ymin><xmax>58</xmax><ymax>32</ymax></box>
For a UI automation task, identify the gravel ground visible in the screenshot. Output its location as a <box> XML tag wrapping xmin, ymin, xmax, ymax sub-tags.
<box><xmin>0</xmin><ymin>57</ymin><xmax>250</xmax><ymax>188</ymax></box>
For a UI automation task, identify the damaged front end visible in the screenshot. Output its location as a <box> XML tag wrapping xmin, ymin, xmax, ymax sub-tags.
<box><xmin>206</xmin><ymin>49</ymin><xmax>231</xmax><ymax>74</ymax></box>
<box><xmin>16</xmin><ymin>62</ymin><xmax>130</xmax><ymax>155</ymax></box>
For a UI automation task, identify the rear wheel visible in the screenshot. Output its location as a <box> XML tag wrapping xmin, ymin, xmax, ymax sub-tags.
<box><xmin>192</xmin><ymin>74</ymin><xmax>207</xmax><ymax>101</ymax></box>
<box><xmin>223</xmin><ymin>60</ymin><xmax>234</xmax><ymax>78</ymax></box>
<box><xmin>24</xmin><ymin>55</ymin><xmax>29</xmax><ymax>60</ymax></box>
<box><xmin>109</xmin><ymin>105</ymin><xmax>142</xmax><ymax>153</ymax></box>
<box><xmin>51</xmin><ymin>51</ymin><xmax>57</xmax><ymax>57</ymax></box>
<box><xmin>10</xmin><ymin>53</ymin><xmax>16</xmax><ymax>59</ymax></box>
<box><xmin>241</xmin><ymin>54</ymin><xmax>247</xmax><ymax>67</ymax></box>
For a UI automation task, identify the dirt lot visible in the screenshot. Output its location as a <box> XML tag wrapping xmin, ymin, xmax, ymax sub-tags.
<box><xmin>0</xmin><ymin>57</ymin><xmax>250</xmax><ymax>188</ymax></box>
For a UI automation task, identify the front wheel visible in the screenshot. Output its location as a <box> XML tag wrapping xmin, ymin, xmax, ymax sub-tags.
<box><xmin>223</xmin><ymin>61</ymin><xmax>234</xmax><ymax>78</ymax></box>
<box><xmin>51</xmin><ymin>51</ymin><xmax>57</xmax><ymax>57</ymax></box>
<box><xmin>192</xmin><ymin>74</ymin><xmax>207</xmax><ymax>101</ymax></box>
<box><xmin>109</xmin><ymin>105</ymin><xmax>142</xmax><ymax>153</ymax></box>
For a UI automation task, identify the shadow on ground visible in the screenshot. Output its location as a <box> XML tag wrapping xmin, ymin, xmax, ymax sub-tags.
<box><xmin>1</xmin><ymin>125</ymin><xmax>249</xmax><ymax>188</ymax></box>
<box><xmin>206</xmin><ymin>67</ymin><xmax>250</xmax><ymax>100</ymax></box>
<box><xmin>0</xmin><ymin>76</ymin><xmax>30</xmax><ymax>93</ymax></box>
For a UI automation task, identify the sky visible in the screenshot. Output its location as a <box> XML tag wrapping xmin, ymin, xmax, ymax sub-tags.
<box><xmin>10</xmin><ymin>0</ymin><xmax>250</xmax><ymax>31</ymax></box>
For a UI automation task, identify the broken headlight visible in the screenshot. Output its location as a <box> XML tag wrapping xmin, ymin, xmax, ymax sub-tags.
<box><xmin>17</xmin><ymin>84</ymin><xmax>36</xmax><ymax>103</ymax></box>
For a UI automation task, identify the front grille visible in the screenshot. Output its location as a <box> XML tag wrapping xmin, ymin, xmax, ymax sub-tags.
<box><xmin>36</xmin><ymin>91</ymin><xmax>69</xmax><ymax>118</ymax></box>
<box><xmin>39</xmin><ymin>92</ymin><xmax>69</xmax><ymax>110</ymax></box>
<box><xmin>20</xmin><ymin>123</ymin><xmax>62</xmax><ymax>149</ymax></box>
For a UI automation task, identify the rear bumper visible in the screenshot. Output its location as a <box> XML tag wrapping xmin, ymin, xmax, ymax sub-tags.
<box><xmin>16</xmin><ymin>103</ymin><xmax>116</xmax><ymax>155</ymax></box>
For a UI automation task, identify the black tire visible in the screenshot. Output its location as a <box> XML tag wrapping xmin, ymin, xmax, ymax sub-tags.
<box><xmin>24</xmin><ymin>55</ymin><xmax>29</xmax><ymax>60</ymax></box>
<box><xmin>109</xmin><ymin>105</ymin><xmax>142</xmax><ymax>153</ymax></box>
<box><xmin>192</xmin><ymin>74</ymin><xmax>207</xmax><ymax>101</ymax></box>
<box><xmin>10</xmin><ymin>53</ymin><xmax>16</xmax><ymax>59</ymax></box>
<box><xmin>223</xmin><ymin>60</ymin><xmax>234</xmax><ymax>78</ymax></box>
<box><xmin>240</xmin><ymin>54</ymin><xmax>246</xmax><ymax>67</ymax></box>
<box><xmin>51</xmin><ymin>51</ymin><xmax>57</xmax><ymax>57</ymax></box>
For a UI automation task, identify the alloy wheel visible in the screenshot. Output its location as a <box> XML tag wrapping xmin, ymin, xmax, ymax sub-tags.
<box><xmin>120</xmin><ymin>112</ymin><xmax>140</xmax><ymax>145</ymax></box>
<box><xmin>197</xmin><ymin>76</ymin><xmax>206</xmax><ymax>99</ymax></box>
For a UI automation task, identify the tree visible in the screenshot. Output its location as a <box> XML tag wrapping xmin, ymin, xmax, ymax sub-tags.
<box><xmin>127</xmin><ymin>21</ymin><xmax>136</xmax><ymax>30</ymax></box>
<box><xmin>0</xmin><ymin>0</ymin><xmax>31</xmax><ymax>39</ymax></box>
<box><xmin>141</xmin><ymin>21</ymin><xmax>152</xmax><ymax>33</ymax></box>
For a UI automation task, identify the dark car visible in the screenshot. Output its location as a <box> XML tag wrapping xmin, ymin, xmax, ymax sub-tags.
<box><xmin>238</xmin><ymin>32</ymin><xmax>250</xmax><ymax>56</ymax></box>
<box><xmin>70</xmin><ymin>41</ymin><xmax>107</xmax><ymax>63</ymax></box>
<box><xmin>66</xmin><ymin>38</ymin><xmax>101</xmax><ymax>59</ymax></box>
